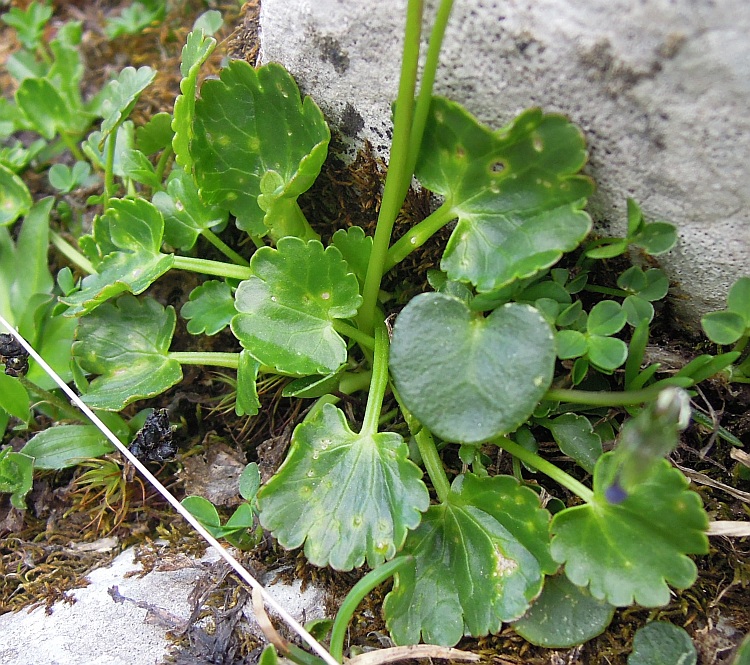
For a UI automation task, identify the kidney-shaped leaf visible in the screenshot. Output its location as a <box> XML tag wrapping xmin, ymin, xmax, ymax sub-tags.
<box><xmin>231</xmin><ymin>237</ymin><xmax>362</xmax><ymax>375</ymax></box>
<box><xmin>416</xmin><ymin>100</ymin><xmax>593</xmax><ymax>292</ymax></box>
<box><xmin>61</xmin><ymin>198</ymin><xmax>174</xmax><ymax>316</ymax></box>
<box><xmin>383</xmin><ymin>473</ymin><xmax>555</xmax><ymax>646</ymax></box>
<box><xmin>181</xmin><ymin>280</ymin><xmax>235</xmax><ymax>335</ymax></box>
<box><xmin>192</xmin><ymin>61</ymin><xmax>330</xmax><ymax>238</ymax></box>
<box><xmin>257</xmin><ymin>403</ymin><xmax>429</xmax><ymax>571</ymax></box>
<box><xmin>390</xmin><ymin>293</ymin><xmax>555</xmax><ymax>443</ymax></box>
<box><xmin>72</xmin><ymin>295</ymin><xmax>182</xmax><ymax>410</ymax></box>
<box><xmin>550</xmin><ymin>452</ymin><xmax>709</xmax><ymax>607</ymax></box>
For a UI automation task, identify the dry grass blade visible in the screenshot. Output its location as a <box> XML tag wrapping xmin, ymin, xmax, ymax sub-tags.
<box><xmin>707</xmin><ymin>521</ymin><xmax>750</xmax><ymax>537</ymax></box>
<box><xmin>347</xmin><ymin>645</ymin><xmax>480</xmax><ymax>665</ymax></box>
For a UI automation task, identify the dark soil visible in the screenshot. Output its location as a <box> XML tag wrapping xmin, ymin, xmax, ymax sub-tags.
<box><xmin>1</xmin><ymin>2</ymin><xmax>748</xmax><ymax>664</ymax></box>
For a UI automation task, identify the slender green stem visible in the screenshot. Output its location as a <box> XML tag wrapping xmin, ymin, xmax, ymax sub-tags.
<box><xmin>19</xmin><ymin>377</ymin><xmax>83</xmax><ymax>423</ymax></box>
<box><xmin>60</xmin><ymin>133</ymin><xmax>86</xmax><ymax>162</ymax></box>
<box><xmin>384</xmin><ymin>201</ymin><xmax>454</xmax><ymax>271</ymax></box>
<box><xmin>168</xmin><ymin>352</ymin><xmax>240</xmax><ymax>369</ymax></box>
<box><xmin>361</xmin><ymin>325</ymin><xmax>390</xmax><ymax>436</ymax></box>
<box><xmin>103</xmin><ymin>130</ymin><xmax>117</xmax><ymax>209</ymax></box>
<box><xmin>332</xmin><ymin>321</ymin><xmax>375</xmax><ymax>350</ymax></box>
<box><xmin>358</xmin><ymin>0</ymin><xmax>423</xmax><ymax>335</ymax></box>
<box><xmin>50</xmin><ymin>231</ymin><xmax>95</xmax><ymax>274</ymax></box>
<box><xmin>494</xmin><ymin>435</ymin><xmax>594</xmax><ymax>503</ymax></box>
<box><xmin>338</xmin><ymin>370</ymin><xmax>373</xmax><ymax>396</ymax></box>
<box><xmin>584</xmin><ymin>284</ymin><xmax>627</xmax><ymax>297</ymax></box>
<box><xmin>732</xmin><ymin>333</ymin><xmax>749</xmax><ymax>356</ymax></box>
<box><xmin>153</xmin><ymin>145</ymin><xmax>173</xmax><ymax>185</ymax></box>
<box><xmin>414</xmin><ymin>427</ymin><xmax>451</xmax><ymax>503</ymax></box>
<box><xmin>329</xmin><ymin>556</ymin><xmax>414</xmax><ymax>662</ymax></box>
<box><xmin>402</xmin><ymin>0</ymin><xmax>454</xmax><ymax>201</ymax></box>
<box><xmin>172</xmin><ymin>255</ymin><xmax>252</xmax><ymax>280</ymax></box>
<box><xmin>201</xmin><ymin>228</ymin><xmax>251</xmax><ymax>267</ymax></box>
<box><xmin>545</xmin><ymin>386</ymin><xmax>664</xmax><ymax>407</ymax></box>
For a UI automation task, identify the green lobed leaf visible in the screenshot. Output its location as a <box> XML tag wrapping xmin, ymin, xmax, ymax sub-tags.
<box><xmin>633</xmin><ymin>222</ymin><xmax>678</xmax><ymax>255</ymax></box>
<box><xmin>60</xmin><ymin>198</ymin><xmax>174</xmax><ymax>316</ymax></box>
<box><xmin>330</xmin><ymin>226</ymin><xmax>372</xmax><ymax>287</ymax></box>
<box><xmin>587</xmin><ymin>335</ymin><xmax>628</xmax><ymax>372</ymax></box>
<box><xmin>152</xmin><ymin>168</ymin><xmax>228</xmax><ymax>250</ymax></box>
<box><xmin>99</xmin><ymin>66</ymin><xmax>156</xmax><ymax>139</ymax></box>
<box><xmin>20</xmin><ymin>425</ymin><xmax>114</xmax><ymax>470</ymax></box>
<box><xmin>622</xmin><ymin>295</ymin><xmax>654</xmax><ymax>327</ymax></box>
<box><xmin>587</xmin><ymin>300</ymin><xmax>627</xmax><ymax>336</ymax></box>
<box><xmin>72</xmin><ymin>295</ymin><xmax>182</xmax><ymax>410</ymax></box>
<box><xmin>727</xmin><ymin>277</ymin><xmax>750</xmax><ymax>323</ymax></box>
<box><xmin>416</xmin><ymin>100</ymin><xmax>593</xmax><ymax>292</ymax></box>
<box><xmin>547</xmin><ymin>413</ymin><xmax>602</xmax><ymax>474</ymax></box>
<box><xmin>49</xmin><ymin>161</ymin><xmax>95</xmax><ymax>194</ymax></box>
<box><xmin>0</xmin><ymin>374</ymin><xmax>30</xmax><ymax>422</ymax></box>
<box><xmin>136</xmin><ymin>111</ymin><xmax>174</xmax><ymax>155</ymax></box>
<box><xmin>390</xmin><ymin>293</ymin><xmax>555</xmax><ymax>444</ymax></box>
<box><xmin>512</xmin><ymin>574</ymin><xmax>615</xmax><ymax>648</ymax></box>
<box><xmin>0</xmin><ymin>448</ymin><xmax>34</xmax><ymax>509</ymax></box>
<box><xmin>231</xmin><ymin>237</ymin><xmax>362</xmax><ymax>375</ymax></box>
<box><xmin>120</xmin><ymin>149</ymin><xmax>160</xmax><ymax>188</ymax></box>
<box><xmin>172</xmin><ymin>29</ymin><xmax>217</xmax><ymax>171</ymax></box>
<box><xmin>383</xmin><ymin>473</ymin><xmax>555</xmax><ymax>645</ymax></box>
<box><xmin>556</xmin><ymin>329</ymin><xmax>587</xmax><ymax>360</ymax></box>
<box><xmin>192</xmin><ymin>61</ymin><xmax>330</xmax><ymax>238</ymax></box>
<box><xmin>702</xmin><ymin>311</ymin><xmax>747</xmax><ymax>346</ymax></box>
<box><xmin>0</xmin><ymin>163</ymin><xmax>32</xmax><ymax>226</ymax></box>
<box><xmin>550</xmin><ymin>452</ymin><xmax>708</xmax><ymax>607</ymax></box>
<box><xmin>257</xmin><ymin>403</ymin><xmax>429</xmax><ymax>571</ymax></box>
<box><xmin>181</xmin><ymin>280</ymin><xmax>236</xmax><ymax>335</ymax></box>
<box><xmin>627</xmin><ymin>622</ymin><xmax>697</xmax><ymax>665</ymax></box>
<box><xmin>15</xmin><ymin>77</ymin><xmax>75</xmax><ymax>140</ymax></box>
<box><xmin>2</xmin><ymin>2</ymin><xmax>53</xmax><ymax>51</ymax></box>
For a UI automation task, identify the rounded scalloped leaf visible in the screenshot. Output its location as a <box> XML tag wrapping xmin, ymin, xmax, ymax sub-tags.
<box><xmin>72</xmin><ymin>295</ymin><xmax>182</xmax><ymax>410</ymax></box>
<box><xmin>383</xmin><ymin>473</ymin><xmax>553</xmax><ymax>646</ymax></box>
<box><xmin>416</xmin><ymin>99</ymin><xmax>593</xmax><ymax>292</ymax></box>
<box><xmin>181</xmin><ymin>280</ymin><xmax>235</xmax><ymax>335</ymax></box>
<box><xmin>231</xmin><ymin>237</ymin><xmax>361</xmax><ymax>375</ymax></box>
<box><xmin>60</xmin><ymin>198</ymin><xmax>173</xmax><ymax>316</ymax></box>
<box><xmin>512</xmin><ymin>574</ymin><xmax>615</xmax><ymax>648</ymax></box>
<box><xmin>628</xmin><ymin>622</ymin><xmax>697</xmax><ymax>665</ymax></box>
<box><xmin>192</xmin><ymin>61</ymin><xmax>330</xmax><ymax>237</ymax></box>
<box><xmin>550</xmin><ymin>452</ymin><xmax>709</xmax><ymax>607</ymax></box>
<box><xmin>390</xmin><ymin>293</ymin><xmax>555</xmax><ymax>443</ymax></box>
<box><xmin>256</xmin><ymin>403</ymin><xmax>429</xmax><ymax>571</ymax></box>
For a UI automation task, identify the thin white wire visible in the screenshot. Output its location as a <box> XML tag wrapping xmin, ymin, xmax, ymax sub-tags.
<box><xmin>0</xmin><ymin>314</ymin><xmax>339</xmax><ymax>665</ymax></box>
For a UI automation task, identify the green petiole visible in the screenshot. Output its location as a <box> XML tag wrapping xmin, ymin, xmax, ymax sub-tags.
<box><xmin>201</xmin><ymin>228</ymin><xmax>251</xmax><ymax>267</ymax></box>
<box><xmin>329</xmin><ymin>555</ymin><xmax>414</xmax><ymax>662</ymax></box>
<box><xmin>494</xmin><ymin>435</ymin><xmax>594</xmax><ymax>503</ymax></box>
<box><xmin>50</xmin><ymin>231</ymin><xmax>95</xmax><ymax>275</ymax></box>
<box><xmin>172</xmin><ymin>255</ymin><xmax>252</xmax><ymax>280</ymax></box>
<box><xmin>360</xmin><ymin>324</ymin><xmax>390</xmax><ymax>437</ymax></box>
<box><xmin>384</xmin><ymin>201</ymin><xmax>454</xmax><ymax>271</ymax></box>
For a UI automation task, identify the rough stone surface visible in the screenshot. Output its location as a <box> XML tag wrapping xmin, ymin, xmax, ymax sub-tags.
<box><xmin>259</xmin><ymin>0</ymin><xmax>750</xmax><ymax>326</ymax></box>
<box><xmin>0</xmin><ymin>546</ymin><xmax>327</xmax><ymax>665</ymax></box>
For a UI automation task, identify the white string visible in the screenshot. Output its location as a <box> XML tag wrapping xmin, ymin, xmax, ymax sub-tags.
<box><xmin>0</xmin><ymin>314</ymin><xmax>339</xmax><ymax>665</ymax></box>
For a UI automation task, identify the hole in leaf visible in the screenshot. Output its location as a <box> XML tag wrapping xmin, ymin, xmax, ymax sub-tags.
<box><xmin>489</xmin><ymin>160</ymin><xmax>506</xmax><ymax>173</ymax></box>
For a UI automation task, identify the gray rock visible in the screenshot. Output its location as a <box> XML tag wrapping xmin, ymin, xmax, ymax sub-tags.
<box><xmin>259</xmin><ymin>0</ymin><xmax>750</xmax><ymax>327</ymax></box>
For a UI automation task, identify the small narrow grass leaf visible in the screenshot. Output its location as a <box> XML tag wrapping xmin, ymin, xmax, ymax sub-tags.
<box><xmin>231</xmin><ymin>237</ymin><xmax>362</xmax><ymax>375</ymax></box>
<box><xmin>72</xmin><ymin>295</ymin><xmax>182</xmax><ymax>410</ymax></box>
<box><xmin>192</xmin><ymin>61</ymin><xmax>330</xmax><ymax>237</ymax></box>
<box><xmin>390</xmin><ymin>293</ymin><xmax>555</xmax><ymax>443</ymax></box>
<box><xmin>416</xmin><ymin>100</ymin><xmax>593</xmax><ymax>291</ymax></box>
<box><xmin>550</xmin><ymin>452</ymin><xmax>709</xmax><ymax>607</ymax></box>
<box><xmin>20</xmin><ymin>425</ymin><xmax>114</xmax><ymax>470</ymax></box>
<box><xmin>257</xmin><ymin>403</ymin><xmax>429</xmax><ymax>571</ymax></box>
<box><xmin>383</xmin><ymin>473</ymin><xmax>553</xmax><ymax>645</ymax></box>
